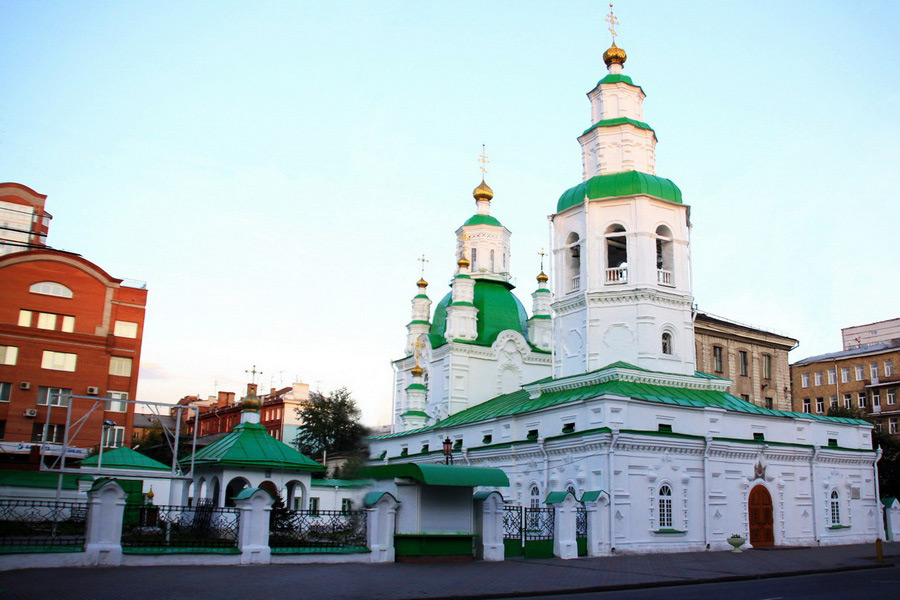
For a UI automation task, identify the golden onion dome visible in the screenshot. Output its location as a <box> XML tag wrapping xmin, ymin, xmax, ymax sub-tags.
<box><xmin>411</xmin><ymin>364</ymin><xmax>424</xmax><ymax>377</ymax></box>
<box><xmin>603</xmin><ymin>42</ymin><xmax>627</xmax><ymax>67</ymax></box>
<box><xmin>473</xmin><ymin>179</ymin><xmax>494</xmax><ymax>201</ymax></box>
<box><xmin>457</xmin><ymin>255</ymin><xmax>470</xmax><ymax>268</ymax></box>
<box><xmin>537</xmin><ymin>271</ymin><xmax>549</xmax><ymax>284</ymax></box>
<box><xmin>417</xmin><ymin>277</ymin><xmax>428</xmax><ymax>288</ymax></box>
<box><xmin>241</xmin><ymin>391</ymin><xmax>261</xmax><ymax>412</ymax></box>
<box><xmin>147</xmin><ymin>487</ymin><xmax>155</xmax><ymax>500</ymax></box>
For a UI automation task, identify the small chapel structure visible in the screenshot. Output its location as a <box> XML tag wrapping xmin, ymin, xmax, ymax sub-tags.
<box><xmin>371</xmin><ymin>31</ymin><xmax>883</xmax><ymax>553</ymax></box>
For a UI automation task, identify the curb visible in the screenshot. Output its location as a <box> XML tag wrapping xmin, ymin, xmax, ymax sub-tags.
<box><xmin>402</xmin><ymin>561</ymin><xmax>895</xmax><ymax>600</ymax></box>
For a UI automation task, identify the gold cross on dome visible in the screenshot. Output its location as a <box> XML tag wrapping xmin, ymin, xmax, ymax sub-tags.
<box><xmin>478</xmin><ymin>144</ymin><xmax>489</xmax><ymax>178</ymax></box>
<box><xmin>458</xmin><ymin>231</ymin><xmax>470</xmax><ymax>253</ymax></box>
<box><xmin>244</xmin><ymin>364</ymin><xmax>263</xmax><ymax>384</ymax></box>
<box><xmin>412</xmin><ymin>336</ymin><xmax>426</xmax><ymax>367</ymax></box>
<box><xmin>605</xmin><ymin>2</ymin><xmax>619</xmax><ymax>42</ymax></box>
<box><xmin>418</xmin><ymin>254</ymin><xmax>428</xmax><ymax>277</ymax></box>
<box><xmin>538</xmin><ymin>248</ymin><xmax>546</xmax><ymax>271</ymax></box>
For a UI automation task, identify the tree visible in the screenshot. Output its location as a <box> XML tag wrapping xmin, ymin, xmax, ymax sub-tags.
<box><xmin>293</xmin><ymin>387</ymin><xmax>368</xmax><ymax>462</ymax></box>
<box><xmin>826</xmin><ymin>406</ymin><xmax>900</xmax><ymax>498</ymax></box>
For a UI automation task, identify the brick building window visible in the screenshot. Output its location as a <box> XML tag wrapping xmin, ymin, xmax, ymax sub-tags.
<box><xmin>18</xmin><ymin>310</ymin><xmax>32</xmax><ymax>327</ymax></box>
<box><xmin>109</xmin><ymin>357</ymin><xmax>133</xmax><ymax>377</ymax></box>
<box><xmin>857</xmin><ymin>392</ymin><xmax>867</xmax><ymax>408</ymax></box>
<box><xmin>873</xmin><ymin>392</ymin><xmax>880</xmax><ymax>407</ymax></box>
<box><xmin>843</xmin><ymin>393</ymin><xmax>852</xmax><ymax>409</ymax></box>
<box><xmin>762</xmin><ymin>354</ymin><xmax>773</xmax><ymax>380</ymax></box>
<box><xmin>29</xmin><ymin>281</ymin><xmax>73</xmax><ymax>298</ymax></box>
<box><xmin>0</xmin><ymin>382</ymin><xmax>10</xmax><ymax>402</ymax></box>
<box><xmin>106</xmin><ymin>391</ymin><xmax>128</xmax><ymax>412</ymax></box>
<box><xmin>871</xmin><ymin>363</ymin><xmax>879</xmax><ymax>379</ymax></box>
<box><xmin>888</xmin><ymin>389</ymin><xmax>896</xmax><ymax>405</ymax></box>
<box><xmin>802</xmin><ymin>399</ymin><xmax>811</xmax><ymax>413</ymax></box>
<box><xmin>114</xmin><ymin>321</ymin><xmax>138</xmax><ymax>338</ymax></box>
<box><xmin>814</xmin><ymin>372</ymin><xmax>823</xmax><ymax>386</ymax></box>
<box><xmin>0</xmin><ymin>346</ymin><xmax>16</xmax><ymax>366</ymax></box>
<box><xmin>102</xmin><ymin>426</ymin><xmax>125</xmax><ymax>448</ymax></box>
<box><xmin>886</xmin><ymin>360</ymin><xmax>894</xmax><ymax>377</ymax></box>
<box><xmin>855</xmin><ymin>365</ymin><xmax>864</xmax><ymax>381</ymax></box>
<box><xmin>37</xmin><ymin>387</ymin><xmax>71</xmax><ymax>406</ymax></box>
<box><xmin>0</xmin><ymin>420</ymin><xmax>5</xmax><ymax>439</ymax></box>
<box><xmin>816</xmin><ymin>397</ymin><xmax>824</xmax><ymax>413</ymax></box>
<box><xmin>713</xmin><ymin>346</ymin><xmax>724</xmax><ymax>373</ymax></box>
<box><xmin>741</xmin><ymin>394</ymin><xmax>751</xmax><ymax>402</ymax></box>
<box><xmin>827</xmin><ymin>369</ymin><xmax>836</xmax><ymax>385</ymax></box>
<box><xmin>738</xmin><ymin>351</ymin><xmax>748</xmax><ymax>376</ymax></box>
<box><xmin>801</xmin><ymin>373</ymin><xmax>810</xmax><ymax>388</ymax></box>
<box><xmin>841</xmin><ymin>367</ymin><xmax>850</xmax><ymax>383</ymax></box>
<box><xmin>41</xmin><ymin>351</ymin><xmax>77</xmax><ymax>372</ymax></box>
<box><xmin>829</xmin><ymin>395</ymin><xmax>837</xmax><ymax>410</ymax></box>
<box><xmin>32</xmin><ymin>423</ymin><xmax>65</xmax><ymax>443</ymax></box>
<box><xmin>890</xmin><ymin>418</ymin><xmax>898</xmax><ymax>435</ymax></box>
<box><xmin>765</xmin><ymin>397</ymin><xmax>773</xmax><ymax>409</ymax></box>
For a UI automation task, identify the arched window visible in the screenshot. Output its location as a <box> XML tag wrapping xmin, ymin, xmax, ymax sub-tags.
<box><xmin>661</xmin><ymin>332</ymin><xmax>673</xmax><ymax>355</ymax></box>
<box><xmin>565</xmin><ymin>233</ymin><xmax>581</xmax><ymax>292</ymax></box>
<box><xmin>471</xmin><ymin>248</ymin><xmax>477</xmax><ymax>270</ymax></box>
<box><xmin>655</xmin><ymin>225</ymin><xmax>674</xmax><ymax>286</ymax></box>
<box><xmin>530</xmin><ymin>485</ymin><xmax>541</xmax><ymax>509</ymax></box>
<box><xmin>29</xmin><ymin>281</ymin><xmax>73</xmax><ymax>298</ymax></box>
<box><xmin>490</xmin><ymin>249</ymin><xmax>495</xmax><ymax>272</ymax></box>
<box><xmin>605</xmin><ymin>225</ymin><xmax>627</xmax><ymax>284</ymax></box>
<box><xmin>829</xmin><ymin>490</ymin><xmax>840</xmax><ymax>526</ymax></box>
<box><xmin>658</xmin><ymin>485</ymin><xmax>673</xmax><ymax>528</ymax></box>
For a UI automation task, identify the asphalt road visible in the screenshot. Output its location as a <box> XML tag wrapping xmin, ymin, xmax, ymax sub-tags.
<box><xmin>491</xmin><ymin>565</ymin><xmax>900</xmax><ymax>600</ymax></box>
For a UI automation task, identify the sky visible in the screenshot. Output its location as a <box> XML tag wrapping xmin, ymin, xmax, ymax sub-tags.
<box><xmin>2</xmin><ymin>1</ymin><xmax>898</xmax><ymax>426</ymax></box>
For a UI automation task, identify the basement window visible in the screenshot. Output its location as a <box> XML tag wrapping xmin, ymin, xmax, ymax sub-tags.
<box><xmin>453</xmin><ymin>439</ymin><xmax>463</xmax><ymax>451</ymax></box>
<box><xmin>527</xmin><ymin>429</ymin><xmax>539</xmax><ymax>441</ymax></box>
<box><xmin>657</xmin><ymin>424</ymin><xmax>673</xmax><ymax>433</ymax></box>
<box><xmin>827</xmin><ymin>438</ymin><xmax>838</xmax><ymax>448</ymax></box>
<box><xmin>400</xmin><ymin>447</ymin><xmax>408</xmax><ymax>457</ymax></box>
<box><xmin>421</xmin><ymin>443</ymin><xmax>429</xmax><ymax>453</ymax></box>
<box><xmin>562</xmin><ymin>423</ymin><xmax>575</xmax><ymax>434</ymax></box>
<box><xmin>753</xmin><ymin>433</ymin><xmax>765</xmax><ymax>442</ymax></box>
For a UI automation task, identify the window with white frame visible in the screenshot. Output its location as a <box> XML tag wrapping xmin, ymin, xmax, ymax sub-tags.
<box><xmin>102</xmin><ymin>426</ymin><xmax>125</xmax><ymax>448</ymax></box>
<box><xmin>802</xmin><ymin>398</ymin><xmax>811</xmax><ymax>413</ymax></box>
<box><xmin>41</xmin><ymin>351</ymin><xmax>77</xmax><ymax>372</ymax></box>
<box><xmin>32</xmin><ymin>423</ymin><xmax>65</xmax><ymax>443</ymax></box>
<box><xmin>530</xmin><ymin>485</ymin><xmax>541</xmax><ymax>509</ymax></box>
<box><xmin>801</xmin><ymin>373</ymin><xmax>810</xmax><ymax>388</ymax></box>
<box><xmin>873</xmin><ymin>392</ymin><xmax>880</xmax><ymax>407</ymax></box>
<box><xmin>658</xmin><ymin>485</ymin><xmax>673</xmax><ymax>529</ymax></box>
<box><xmin>0</xmin><ymin>382</ymin><xmax>10</xmax><ymax>403</ymax></box>
<box><xmin>890</xmin><ymin>418</ymin><xmax>898</xmax><ymax>435</ymax></box>
<box><xmin>814</xmin><ymin>371</ymin><xmax>823</xmax><ymax>386</ymax></box>
<box><xmin>886</xmin><ymin>360</ymin><xmax>894</xmax><ymax>377</ymax></box>
<box><xmin>829</xmin><ymin>395</ymin><xmax>837</xmax><ymax>410</ymax></box>
<box><xmin>887</xmin><ymin>389</ymin><xmax>896</xmax><ymax>405</ymax></box>
<box><xmin>36</xmin><ymin>312</ymin><xmax>57</xmax><ymax>330</ymax></box>
<box><xmin>661</xmin><ymin>332</ymin><xmax>673</xmax><ymax>355</ymax></box>
<box><xmin>858</xmin><ymin>392</ymin><xmax>867</xmax><ymax>408</ymax></box>
<box><xmin>60</xmin><ymin>315</ymin><xmax>75</xmax><ymax>332</ymax></box>
<box><xmin>37</xmin><ymin>387</ymin><xmax>71</xmax><ymax>406</ymax></box>
<box><xmin>0</xmin><ymin>346</ymin><xmax>17</xmax><ymax>366</ymax></box>
<box><xmin>816</xmin><ymin>397</ymin><xmax>824</xmax><ymax>413</ymax></box>
<box><xmin>114</xmin><ymin>320</ymin><xmax>138</xmax><ymax>338</ymax></box>
<box><xmin>109</xmin><ymin>356</ymin><xmax>132</xmax><ymax>377</ymax></box>
<box><xmin>29</xmin><ymin>281</ymin><xmax>73</xmax><ymax>298</ymax></box>
<box><xmin>309</xmin><ymin>497</ymin><xmax>320</xmax><ymax>514</ymax></box>
<box><xmin>871</xmin><ymin>363</ymin><xmax>879</xmax><ymax>379</ymax></box>
<box><xmin>18</xmin><ymin>310</ymin><xmax>32</xmax><ymax>327</ymax></box>
<box><xmin>843</xmin><ymin>393</ymin><xmax>852</xmax><ymax>409</ymax></box>
<box><xmin>106</xmin><ymin>391</ymin><xmax>128</xmax><ymax>412</ymax></box>
<box><xmin>855</xmin><ymin>365</ymin><xmax>864</xmax><ymax>381</ymax></box>
<box><xmin>841</xmin><ymin>367</ymin><xmax>850</xmax><ymax>383</ymax></box>
<box><xmin>762</xmin><ymin>354</ymin><xmax>773</xmax><ymax>380</ymax></box>
<box><xmin>829</xmin><ymin>490</ymin><xmax>841</xmax><ymax>526</ymax></box>
<box><xmin>827</xmin><ymin>368</ymin><xmax>836</xmax><ymax>385</ymax></box>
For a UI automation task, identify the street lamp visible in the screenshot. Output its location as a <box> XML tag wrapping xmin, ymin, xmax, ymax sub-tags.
<box><xmin>442</xmin><ymin>437</ymin><xmax>453</xmax><ymax>465</ymax></box>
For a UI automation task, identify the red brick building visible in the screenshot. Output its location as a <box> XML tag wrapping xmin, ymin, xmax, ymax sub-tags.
<box><xmin>0</xmin><ymin>183</ymin><xmax>52</xmax><ymax>256</ymax></box>
<box><xmin>0</xmin><ymin>184</ymin><xmax>147</xmax><ymax>465</ymax></box>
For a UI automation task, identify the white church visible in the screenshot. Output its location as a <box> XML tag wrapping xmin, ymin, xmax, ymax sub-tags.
<box><xmin>369</xmin><ymin>37</ymin><xmax>882</xmax><ymax>553</ymax></box>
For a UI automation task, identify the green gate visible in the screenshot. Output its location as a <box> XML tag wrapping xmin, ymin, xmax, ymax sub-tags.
<box><xmin>503</xmin><ymin>505</ymin><xmax>555</xmax><ymax>558</ymax></box>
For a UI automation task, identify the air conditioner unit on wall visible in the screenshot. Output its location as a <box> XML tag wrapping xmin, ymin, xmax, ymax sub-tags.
<box><xmin>24</xmin><ymin>409</ymin><xmax>37</xmax><ymax>418</ymax></box>
<box><xmin>86</xmin><ymin>386</ymin><xmax>99</xmax><ymax>395</ymax></box>
<box><xmin>20</xmin><ymin>382</ymin><xmax>31</xmax><ymax>390</ymax></box>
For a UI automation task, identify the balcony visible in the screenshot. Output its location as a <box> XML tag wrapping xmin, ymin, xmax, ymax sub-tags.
<box><xmin>657</xmin><ymin>269</ymin><xmax>673</xmax><ymax>287</ymax></box>
<box><xmin>605</xmin><ymin>267</ymin><xmax>627</xmax><ymax>285</ymax></box>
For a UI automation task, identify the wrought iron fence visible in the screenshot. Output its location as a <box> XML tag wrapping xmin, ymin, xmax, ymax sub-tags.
<box><xmin>524</xmin><ymin>507</ymin><xmax>554</xmax><ymax>541</ymax></box>
<box><xmin>503</xmin><ymin>505</ymin><xmax>523</xmax><ymax>540</ymax></box>
<box><xmin>576</xmin><ymin>505</ymin><xmax>587</xmax><ymax>538</ymax></box>
<box><xmin>0</xmin><ymin>499</ymin><xmax>88</xmax><ymax>548</ymax></box>
<box><xmin>121</xmin><ymin>501</ymin><xmax>239</xmax><ymax>549</ymax></box>
<box><xmin>269</xmin><ymin>508</ymin><xmax>367</xmax><ymax>550</ymax></box>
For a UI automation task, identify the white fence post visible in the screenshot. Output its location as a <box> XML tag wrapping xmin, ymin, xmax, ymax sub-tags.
<box><xmin>474</xmin><ymin>491</ymin><xmax>505</xmax><ymax>561</ymax></box>
<box><xmin>364</xmin><ymin>492</ymin><xmax>399</xmax><ymax>563</ymax></box>
<box><xmin>582</xmin><ymin>490</ymin><xmax>610</xmax><ymax>556</ymax></box>
<box><xmin>85</xmin><ymin>479</ymin><xmax>126</xmax><ymax>566</ymax></box>
<box><xmin>549</xmin><ymin>491</ymin><xmax>578</xmax><ymax>560</ymax></box>
<box><xmin>233</xmin><ymin>487</ymin><xmax>273</xmax><ymax>565</ymax></box>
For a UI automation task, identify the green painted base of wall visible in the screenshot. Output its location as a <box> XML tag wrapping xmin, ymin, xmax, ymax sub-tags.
<box><xmin>0</xmin><ymin>545</ymin><xmax>84</xmax><ymax>554</ymax></box>
<box><xmin>271</xmin><ymin>546</ymin><xmax>369</xmax><ymax>554</ymax></box>
<box><xmin>394</xmin><ymin>534</ymin><xmax>473</xmax><ymax>558</ymax></box>
<box><xmin>524</xmin><ymin>539</ymin><xmax>554</xmax><ymax>559</ymax></box>
<box><xmin>503</xmin><ymin>538</ymin><xmax>523</xmax><ymax>558</ymax></box>
<box><xmin>577</xmin><ymin>537</ymin><xmax>587</xmax><ymax>557</ymax></box>
<box><xmin>122</xmin><ymin>546</ymin><xmax>240</xmax><ymax>555</ymax></box>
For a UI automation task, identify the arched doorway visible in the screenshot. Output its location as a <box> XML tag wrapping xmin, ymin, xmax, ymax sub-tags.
<box><xmin>749</xmin><ymin>485</ymin><xmax>774</xmax><ymax>547</ymax></box>
<box><xmin>224</xmin><ymin>477</ymin><xmax>251</xmax><ymax>507</ymax></box>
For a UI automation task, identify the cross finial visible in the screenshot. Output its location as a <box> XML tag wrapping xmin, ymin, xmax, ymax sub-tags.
<box><xmin>458</xmin><ymin>230</ymin><xmax>470</xmax><ymax>254</ymax></box>
<box><xmin>605</xmin><ymin>2</ymin><xmax>619</xmax><ymax>43</ymax></box>
<box><xmin>411</xmin><ymin>336</ymin><xmax>426</xmax><ymax>369</ymax></box>
<box><xmin>418</xmin><ymin>254</ymin><xmax>429</xmax><ymax>277</ymax></box>
<box><xmin>538</xmin><ymin>248</ymin><xmax>546</xmax><ymax>271</ymax></box>
<box><xmin>244</xmin><ymin>364</ymin><xmax>263</xmax><ymax>384</ymax></box>
<box><xmin>478</xmin><ymin>143</ymin><xmax>489</xmax><ymax>179</ymax></box>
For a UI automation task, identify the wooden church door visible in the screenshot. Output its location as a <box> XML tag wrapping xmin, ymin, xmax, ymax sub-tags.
<box><xmin>748</xmin><ymin>485</ymin><xmax>774</xmax><ymax>546</ymax></box>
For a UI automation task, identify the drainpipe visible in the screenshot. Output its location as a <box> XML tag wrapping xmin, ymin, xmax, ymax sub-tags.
<box><xmin>810</xmin><ymin>446</ymin><xmax>820</xmax><ymax>544</ymax></box>
<box><xmin>538</xmin><ymin>438</ymin><xmax>549</xmax><ymax>493</ymax></box>
<box><xmin>607</xmin><ymin>430</ymin><xmax>619</xmax><ymax>552</ymax></box>
<box><xmin>703</xmin><ymin>436</ymin><xmax>712</xmax><ymax>548</ymax></box>
<box><xmin>873</xmin><ymin>446</ymin><xmax>884</xmax><ymax>538</ymax></box>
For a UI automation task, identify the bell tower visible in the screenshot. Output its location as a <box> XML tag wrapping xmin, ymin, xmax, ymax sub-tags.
<box><xmin>550</xmin><ymin>18</ymin><xmax>696</xmax><ymax>379</ymax></box>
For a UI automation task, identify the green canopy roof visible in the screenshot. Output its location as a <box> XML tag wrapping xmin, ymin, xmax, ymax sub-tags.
<box><xmin>81</xmin><ymin>446</ymin><xmax>171</xmax><ymax>472</ymax></box>
<box><xmin>183</xmin><ymin>422</ymin><xmax>325</xmax><ymax>471</ymax></box>
<box><xmin>557</xmin><ymin>170</ymin><xmax>682</xmax><ymax>213</ymax></box>
<box><xmin>429</xmin><ymin>280</ymin><xmax>528</xmax><ymax>348</ymax></box>
<box><xmin>360</xmin><ymin>463</ymin><xmax>509</xmax><ymax>487</ymax></box>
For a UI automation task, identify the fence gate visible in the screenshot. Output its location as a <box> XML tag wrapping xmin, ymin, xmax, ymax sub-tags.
<box><xmin>576</xmin><ymin>505</ymin><xmax>587</xmax><ymax>556</ymax></box>
<box><xmin>503</xmin><ymin>505</ymin><xmax>555</xmax><ymax>559</ymax></box>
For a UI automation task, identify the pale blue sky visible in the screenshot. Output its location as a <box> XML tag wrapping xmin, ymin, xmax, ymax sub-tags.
<box><xmin>3</xmin><ymin>1</ymin><xmax>897</xmax><ymax>425</ymax></box>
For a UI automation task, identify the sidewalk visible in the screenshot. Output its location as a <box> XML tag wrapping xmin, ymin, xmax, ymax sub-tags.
<box><xmin>0</xmin><ymin>542</ymin><xmax>896</xmax><ymax>600</ymax></box>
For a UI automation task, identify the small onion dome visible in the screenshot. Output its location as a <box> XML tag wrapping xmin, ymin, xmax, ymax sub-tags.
<box><xmin>147</xmin><ymin>487</ymin><xmax>155</xmax><ymax>500</ymax></box>
<box><xmin>536</xmin><ymin>271</ymin><xmax>549</xmax><ymax>284</ymax></box>
<box><xmin>457</xmin><ymin>255</ymin><xmax>470</xmax><ymax>268</ymax></box>
<box><xmin>417</xmin><ymin>277</ymin><xmax>428</xmax><ymax>288</ymax></box>
<box><xmin>241</xmin><ymin>391</ymin><xmax>262</xmax><ymax>412</ymax></box>
<box><xmin>603</xmin><ymin>42</ymin><xmax>627</xmax><ymax>67</ymax></box>
<box><xmin>411</xmin><ymin>364</ymin><xmax>424</xmax><ymax>377</ymax></box>
<box><xmin>473</xmin><ymin>179</ymin><xmax>494</xmax><ymax>201</ymax></box>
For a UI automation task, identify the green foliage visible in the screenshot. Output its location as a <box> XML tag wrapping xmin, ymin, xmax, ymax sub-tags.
<box><xmin>133</xmin><ymin>425</ymin><xmax>174</xmax><ymax>466</ymax></box>
<box><xmin>827</xmin><ymin>406</ymin><xmax>900</xmax><ymax>497</ymax></box>
<box><xmin>331</xmin><ymin>455</ymin><xmax>366</xmax><ymax>480</ymax></box>
<box><xmin>293</xmin><ymin>387</ymin><xmax>368</xmax><ymax>461</ymax></box>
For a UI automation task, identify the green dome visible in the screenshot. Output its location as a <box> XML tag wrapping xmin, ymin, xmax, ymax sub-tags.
<box><xmin>429</xmin><ymin>280</ymin><xmax>528</xmax><ymax>348</ymax></box>
<box><xmin>463</xmin><ymin>214</ymin><xmax>503</xmax><ymax>227</ymax></box>
<box><xmin>557</xmin><ymin>170</ymin><xmax>682</xmax><ymax>213</ymax></box>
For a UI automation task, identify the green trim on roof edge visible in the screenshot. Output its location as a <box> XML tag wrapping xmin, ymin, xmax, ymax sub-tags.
<box><xmin>405</xmin><ymin>384</ymin><xmax>427</xmax><ymax>391</ymax></box>
<box><xmin>401</xmin><ymin>410</ymin><xmax>428</xmax><ymax>417</ymax></box>
<box><xmin>582</xmin><ymin>117</ymin><xmax>655</xmax><ymax>137</ymax></box>
<box><xmin>463</xmin><ymin>214</ymin><xmax>503</xmax><ymax>227</ymax></box>
<box><xmin>557</xmin><ymin>170</ymin><xmax>682</xmax><ymax>213</ymax></box>
<box><xmin>597</xmin><ymin>73</ymin><xmax>641</xmax><ymax>88</ymax></box>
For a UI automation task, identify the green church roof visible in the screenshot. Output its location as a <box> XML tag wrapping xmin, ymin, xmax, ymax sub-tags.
<box><xmin>597</xmin><ymin>73</ymin><xmax>638</xmax><ymax>87</ymax></box>
<box><xmin>582</xmin><ymin>117</ymin><xmax>655</xmax><ymax>137</ymax></box>
<box><xmin>557</xmin><ymin>170</ymin><xmax>682</xmax><ymax>213</ymax></box>
<box><xmin>429</xmin><ymin>280</ymin><xmax>529</xmax><ymax>349</ymax></box>
<box><xmin>361</xmin><ymin>463</ymin><xmax>509</xmax><ymax>487</ymax></box>
<box><xmin>183</xmin><ymin>422</ymin><xmax>325</xmax><ymax>471</ymax></box>
<box><xmin>463</xmin><ymin>214</ymin><xmax>503</xmax><ymax>227</ymax></box>
<box><xmin>81</xmin><ymin>446</ymin><xmax>170</xmax><ymax>472</ymax></box>
<box><xmin>373</xmin><ymin>362</ymin><xmax>869</xmax><ymax>440</ymax></box>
